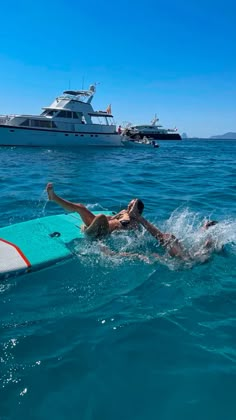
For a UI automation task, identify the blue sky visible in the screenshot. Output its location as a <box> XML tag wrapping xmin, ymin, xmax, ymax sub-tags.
<box><xmin>0</xmin><ymin>0</ymin><xmax>235</xmax><ymax>137</ymax></box>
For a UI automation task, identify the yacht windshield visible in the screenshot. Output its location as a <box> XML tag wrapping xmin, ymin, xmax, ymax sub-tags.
<box><xmin>41</xmin><ymin>110</ymin><xmax>58</xmax><ymax>117</ymax></box>
<box><xmin>91</xmin><ymin>116</ymin><xmax>114</xmax><ymax>125</ymax></box>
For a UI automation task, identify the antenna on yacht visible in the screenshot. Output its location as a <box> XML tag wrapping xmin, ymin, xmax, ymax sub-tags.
<box><xmin>82</xmin><ymin>76</ymin><xmax>85</xmax><ymax>90</ymax></box>
<box><xmin>86</xmin><ymin>83</ymin><xmax>96</xmax><ymax>103</ymax></box>
<box><xmin>151</xmin><ymin>114</ymin><xmax>159</xmax><ymax>126</ymax></box>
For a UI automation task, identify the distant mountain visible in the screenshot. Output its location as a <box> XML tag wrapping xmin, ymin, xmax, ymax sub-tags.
<box><xmin>181</xmin><ymin>132</ymin><xmax>188</xmax><ymax>139</ymax></box>
<box><xmin>210</xmin><ymin>132</ymin><xmax>236</xmax><ymax>139</ymax></box>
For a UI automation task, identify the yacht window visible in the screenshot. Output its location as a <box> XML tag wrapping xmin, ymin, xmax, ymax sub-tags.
<box><xmin>57</xmin><ymin>110</ymin><xmax>73</xmax><ymax>118</ymax></box>
<box><xmin>71</xmin><ymin>112</ymin><xmax>83</xmax><ymax>122</ymax></box>
<box><xmin>31</xmin><ymin>119</ymin><xmax>52</xmax><ymax>128</ymax></box>
<box><xmin>47</xmin><ymin>110</ymin><xmax>58</xmax><ymax>116</ymax></box>
<box><xmin>41</xmin><ymin>110</ymin><xmax>57</xmax><ymax>116</ymax></box>
<box><xmin>20</xmin><ymin>119</ymin><xmax>30</xmax><ymax>126</ymax></box>
<box><xmin>107</xmin><ymin>116</ymin><xmax>114</xmax><ymax>126</ymax></box>
<box><xmin>91</xmin><ymin>116</ymin><xmax>107</xmax><ymax>125</ymax></box>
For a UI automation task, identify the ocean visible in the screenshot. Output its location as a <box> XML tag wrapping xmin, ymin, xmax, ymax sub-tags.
<box><xmin>0</xmin><ymin>140</ymin><xmax>236</xmax><ymax>420</ymax></box>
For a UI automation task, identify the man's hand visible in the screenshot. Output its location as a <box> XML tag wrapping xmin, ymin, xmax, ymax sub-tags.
<box><xmin>128</xmin><ymin>199</ymin><xmax>141</xmax><ymax>220</ymax></box>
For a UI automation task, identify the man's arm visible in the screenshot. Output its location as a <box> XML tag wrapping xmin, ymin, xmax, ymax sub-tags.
<box><xmin>128</xmin><ymin>202</ymin><xmax>166</xmax><ymax>242</ymax></box>
<box><xmin>135</xmin><ymin>214</ymin><xmax>165</xmax><ymax>243</ymax></box>
<box><xmin>129</xmin><ymin>203</ymin><xmax>189</xmax><ymax>259</ymax></box>
<box><xmin>137</xmin><ymin>215</ymin><xmax>188</xmax><ymax>258</ymax></box>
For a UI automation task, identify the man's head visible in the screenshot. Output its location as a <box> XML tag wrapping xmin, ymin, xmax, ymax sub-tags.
<box><xmin>203</xmin><ymin>220</ymin><xmax>218</xmax><ymax>230</ymax></box>
<box><xmin>128</xmin><ymin>199</ymin><xmax>144</xmax><ymax>215</ymax></box>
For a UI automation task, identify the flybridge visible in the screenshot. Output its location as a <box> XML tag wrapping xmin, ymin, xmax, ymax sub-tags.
<box><xmin>61</xmin><ymin>85</ymin><xmax>96</xmax><ymax>102</ymax></box>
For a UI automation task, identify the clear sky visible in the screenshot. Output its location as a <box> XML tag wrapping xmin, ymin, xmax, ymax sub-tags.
<box><xmin>0</xmin><ymin>0</ymin><xmax>235</xmax><ymax>137</ymax></box>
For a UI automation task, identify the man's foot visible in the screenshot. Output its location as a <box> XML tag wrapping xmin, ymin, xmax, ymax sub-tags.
<box><xmin>46</xmin><ymin>183</ymin><xmax>55</xmax><ymax>201</ymax></box>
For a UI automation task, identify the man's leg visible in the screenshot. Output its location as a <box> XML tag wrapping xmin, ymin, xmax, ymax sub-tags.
<box><xmin>84</xmin><ymin>214</ymin><xmax>110</xmax><ymax>238</ymax></box>
<box><xmin>46</xmin><ymin>183</ymin><xmax>95</xmax><ymax>226</ymax></box>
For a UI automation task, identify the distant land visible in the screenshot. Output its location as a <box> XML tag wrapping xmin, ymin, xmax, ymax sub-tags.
<box><xmin>181</xmin><ymin>132</ymin><xmax>236</xmax><ymax>140</ymax></box>
<box><xmin>210</xmin><ymin>132</ymin><xmax>236</xmax><ymax>139</ymax></box>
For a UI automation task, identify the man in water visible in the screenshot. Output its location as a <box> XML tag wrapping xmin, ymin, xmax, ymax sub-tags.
<box><xmin>46</xmin><ymin>183</ymin><xmax>144</xmax><ymax>239</ymax></box>
<box><xmin>128</xmin><ymin>199</ymin><xmax>219</xmax><ymax>262</ymax></box>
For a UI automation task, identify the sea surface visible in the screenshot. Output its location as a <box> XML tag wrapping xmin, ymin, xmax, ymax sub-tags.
<box><xmin>0</xmin><ymin>140</ymin><xmax>236</xmax><ymax>420</ymax></box>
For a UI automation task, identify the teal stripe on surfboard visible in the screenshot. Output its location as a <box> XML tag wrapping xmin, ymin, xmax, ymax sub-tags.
<box><xmin>0</xmin><ymin>211</ymin><xmax>112</xmax><ymax>278</ymax></box>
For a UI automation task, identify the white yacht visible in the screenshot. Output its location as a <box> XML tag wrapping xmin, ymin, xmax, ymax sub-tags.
<box><xmin>0</xmin><ymin>85</ymin><xmax>123</xmax><ymax>147</ymax></box>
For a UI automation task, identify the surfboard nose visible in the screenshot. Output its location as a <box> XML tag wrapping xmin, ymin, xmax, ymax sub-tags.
<box><xmin>0</xmin><ymin>238</ymin><xmax>31</xmax><ymax>275</ymax></box>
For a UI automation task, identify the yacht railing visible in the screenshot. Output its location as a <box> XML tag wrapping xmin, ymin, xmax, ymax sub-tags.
<box><xmin>0</xmin><ymin>115</ymin><xmax>13</xmax><ymax>124</ymax></box>
<box><xmin>0</xmin><ymin>114</ymin><xmax>21</xmax><ymax>121</ymax></box>
<box><xmin>56</xmin><ymin>93</ymin><xmax>91</xmax><ymax>103</ymax></box>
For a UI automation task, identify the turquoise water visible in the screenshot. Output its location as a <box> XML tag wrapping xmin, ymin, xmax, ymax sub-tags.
<box><xmin>0</xmin><ymin>140</ymin><xmax>236</xmax><ymax>419</ymax></box>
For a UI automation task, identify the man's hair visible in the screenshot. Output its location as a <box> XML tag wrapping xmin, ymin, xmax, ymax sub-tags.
<box><xmin>205</xmin><ymin>220</ymin><xmax>218</xmax><ymax>229</ymax></box>
<box><xmin>137</xmin><ymin>199</ymin><xmax>144</xmax><ymax>214</ymax></box>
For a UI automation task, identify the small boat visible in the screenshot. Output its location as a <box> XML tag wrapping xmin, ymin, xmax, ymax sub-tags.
<box><xmin>122</xmin><ymin>135</ymin><xmax>159</xmax><ymax>148</ymax></box>
<box><xmin>0</xmin><ymin>85</ymin><xmax>123</xmax><ymax>147</ymax></box>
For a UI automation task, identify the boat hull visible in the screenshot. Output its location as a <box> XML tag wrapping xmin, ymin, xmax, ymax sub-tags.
<box><xmin>147</xmin><ymin>133</ymin><xmax>181</xmax><ymax>140</ymax></box>
<box><xmin>0</xmin><ymin>125</ymin><xmax>123</xmax><ymax>147</ymax></box>
<box><xmin>129</xmin><ymin>132</ymin><xmax>181</xmax><ymax>140</ymax></box>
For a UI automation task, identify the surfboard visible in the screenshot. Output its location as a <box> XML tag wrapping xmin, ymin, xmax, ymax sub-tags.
<box><xmin>0</xmin><ymin>211</ymin><xmax>112</xmax><ymax>279</ymax></box>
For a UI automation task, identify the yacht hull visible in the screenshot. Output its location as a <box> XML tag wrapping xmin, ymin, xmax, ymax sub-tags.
<box><xmin>145</xmin><ymin>133</ymin><xmax>181</xmax><ymax>140</ymax></box>
<box><xmin>0</xmin><ymin>125</ymin><xmax>123</xmax><ymax>147</ymax></box>
<box><xmin>128</xmin><ymin>132</ymin><xmax>181</xmax><ymax>140</ymax></box>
